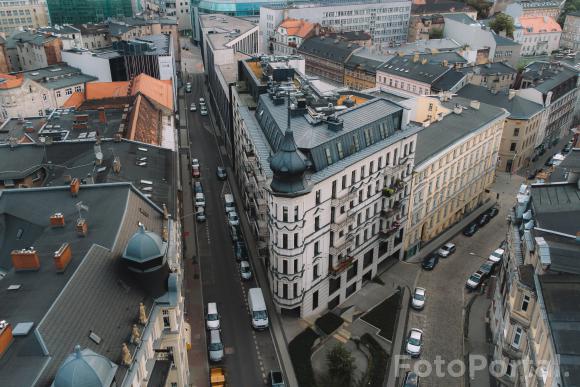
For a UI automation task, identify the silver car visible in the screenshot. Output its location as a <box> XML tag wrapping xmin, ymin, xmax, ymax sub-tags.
<box><xmin>240</xmin><ymin>260</ymin><xmax>252</xmax><ymax>280</ymax></box>
<box><xmin>411</xmin><ymin>287</ymin><xmax>426</xmax><ymax>310</ymax></box>
<box><xmin>438</xmin><ymin>242</ymin><xmax>456</xmax><ymax>258</ymax></box>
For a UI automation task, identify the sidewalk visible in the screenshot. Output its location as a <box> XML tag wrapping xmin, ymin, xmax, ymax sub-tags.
<box><xmin>465</xmin><ymin>294</ymin><xmax>493</xmax><ymax>387</ymax></box>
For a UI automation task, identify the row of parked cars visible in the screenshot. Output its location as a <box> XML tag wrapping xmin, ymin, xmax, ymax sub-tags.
<box><xmin>465</xmin><ymin>244</ymin><xmax>505</xmax><ymax>290</ymax></box>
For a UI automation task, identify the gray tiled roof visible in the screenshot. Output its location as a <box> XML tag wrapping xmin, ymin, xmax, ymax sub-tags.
<box><xmin>493</xmin><ymin>33</ymin><xmax>519</xmax><ymax>46</ymax></box>
<box><xmin>538</xmin><ymin>274</ymin><xmax>580</xmax><ymax>386</ymax></box>
<box><xmin>0</xmin><ymin>184</ymin><xmax>164</xmax><ymax>387</ymax></box>
<box><xmin>380</xmin><ymin>54</ymin><xmax>455</xmax><ymax>85</ymax></box>
<box><xmin>345</xmin><ymin>48</ymin><xmax>389</xmax><ymax>73</ymax></box>
<box><xmin>535</xmin><ymin>230</ymin><xmax>580</xmax><ymax>274</ymax></box>
<box><xmin>560</xmin><ymin>149</ymin><xmax>580</xmax><ymax>170</ymax></box>
<box><xmin>457</xmin><ymin>84</ymin><xmax>543</xmax><ymax>120</ymax></box>
<box><xmin>443</xmin><ymin>13</ymin><xmax>479</xmax><ymax>25</ymax></box>
<box><xmin>432</xmin><ymin>70</ymin><xmax>466</xmax><ymax>91</ymax></box>
<box><xmin>298</xmin><ymin>36</ymin><xmax>360</xmax><ymax>64</ymax></box>
<box><xmin>23</xmin><ymin>64</ymin><xmax>97</xmax><ymax>90</ymax></box>
<box><xmin>530</xmin><ymin>183</ymin><xmax>580</xmax><ymax>236</ymax></box>
<box><xmin>414</xmin><ymin>97</ymin><xmax>508</xmax><ymax>165</ymax></box>
<box><xmin>523</xmin><ymin>61</ymin><xmax>579</xmax><ymax>94</ymax></box>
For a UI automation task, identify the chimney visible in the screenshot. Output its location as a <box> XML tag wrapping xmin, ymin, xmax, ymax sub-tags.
<box><xmin>98</xmin><ymin>107</ymin><xmax>106</xmax><ymax>123</ymax></box>
<box><xmin>508</xmin><ymin>89</ymin><xmax>516</xmax><ymax>100</ymax></box>
<box><xmin>113</xmin><ymin>156</ymin><xmax>121</xmax><ymax>173</ymax></box>
<box><xmin>413</xmin><ymin>53</ymin><xmax>420</xmax><ymax>62</ymax></box>
<box><xmin>0</xmin><ymin>321</ymin><xmax>14</xmax><ymax>359</ymax></box>
<box><xmin>11</xmin><ymin>248</ymin><xmax>41</xmax><ymax>271</ymax></box>
<box><xmin>470</xmin><ymin>100</ymin><xmax>480</xmax><ymax>110</ymax></box>
<box><xmin>70</xmin><ymin>178</ymin><xmax>80</xmax><ymax>197</ymax></box>
<box><xmin>442</xmin><ymin>59</ymin><xmax>448</xmax><ymax>67</ymax></box>
<box><xmin>50</xmin><ymin>213</ymin><xmax>65</xmax><ymax>227</ymax></box>
<box><xmin>421</xmin><ymin>58</ymin><xmax>428</xmax><ymax>65</ymax></box>
<box><xmin>76</xmin><ymin>218</ymin><xmax>88</xmax><ymax>237</ymax></box>
<box><xmin>53</xmin><ymin>242</ymin><xmax>72</xmax><ymax>272</ymax></box>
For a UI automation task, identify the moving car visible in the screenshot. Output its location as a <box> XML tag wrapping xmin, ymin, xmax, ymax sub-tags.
<box><xmin>240</xmin><ymin>260</ymin><xmax>252</xmax><ymax>280</ymax></box>
<box><xmin>216</xmin><ymin>166</ymin><xmax>227</xmax><ymax>180</ymax></box>
<box><xmin>196</xmin><ymin>206</ymin><xmax>206</xmax><ymax>223</ymax></box>
<box><xmin>411</xmin><ymin>287</ymin><xmax>426</xmax><ymax>310</ymax></box>
<box><xmin>402</xmin><ymin>371</ymin><xmax>419</xmax><ymax>387</ymax></box>
<box><xmin>421</xmin><ymin>254</ymin><xmax>439</xmax><ymax>270</ymax></box>
<box><xmin>405</xmin><ymin>328</ymin><xmax>423</xmax><ymax>357</ymax></box>
<box><xmin>195</xmin><ymin>193</ymin><xmax>206</xmax><ymax>208</ymax></box>
<box><xmin>200</xmin><ymin>106</ymin><xmax>208</xmax><ymax>116</ymax></box>
<box><xmin>199</xmin><ymin>97</ymin><xmax>206</xmax><ymax>105</ymax></box>
<box><xmin>185</xmin><ymin>82</ymin><xmax>192</xmax><ymax>93</ymax></box>
<box><xmin>463</xmin><ymin>222</ymin><xmax>478</xmax><ymax>237</ymax></box>
<box><xmin>208</xmin><ymin>329</ymin><xmax>224</xmax><ymax>362</ymax></box>
<box><xmin>227</xmin><ymin>211</ymin><xmax>240</xmax><ymax>227</ymax></box>
<box><xmin>486</xmin><ymin>207</ymin><xmax>499</xmax><ymax>218</ymax></box>
<box><xmin>466</xmin><ymin>271</ymin><xmax>484</xmax><ymax>290</ymax></box>
<box><xmin>193</xmin><ymin>181</ymin><xmax>203</xmax><ymax>194</ymax></box>
<box><xmin>477</xmin><ymin>213</ymin><xmax>490</xmax><ymax>227</ymax></box>
<box><xmin>489</xmin><ymin>248</ymin><xmax>505</xmax><ymax>263</ymax></box>
<box><xmin>206</xmin><ymin>302</ymin><xmax>220</xmax><ymax>330</ymax></box>
<box><xmin>190</xmin><ymin>102</ymin><xmax>197</xmax><ymax>111</ymax></box>
<box><xmin>437</xmin><ymin>242</ymin><xmax>456</xmax><ymax>258</ymax></box>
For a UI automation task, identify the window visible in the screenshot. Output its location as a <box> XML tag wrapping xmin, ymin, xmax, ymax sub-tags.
<box><xmin>312</xmin><ymin>290</ymin><xmax>319</xmax><ymax>309</ymax></box>
<box><xmin>74</xmin><ymin>85</ymin><xmax>82</xmax><ymax>92</ymax></box>
<box><xmin>282</xmin><ymin>234</ymin><xmax>288</xmax><ymax>249</ymax></box>
<box><xmin>315</xmin><ymin>189</ymin><xmax>321</xmax><ymax>205</ymax></box>
<box><xmin>315</xmin><ymin>216</ymin><xmax>320</xmax><ymax>231</ymax></box>
<box><xmin>162</xmin><ymin>309</ymin><xmax>171</xmax><ymax>329</ymax></box>
<box><xmin>314</xmin><ymin>241</ymin><xmax>320</xmax><ymax>255</ymax></box>
<box><xmin>294</xmin><ymin>260</ymin><xmax>298</xmax><ymax>273</ymax></box>
<box><xmin>313</xmin><ymin>264</ymin><xmax>319</xmax><ymax>280</ymax></box>
<box><xmin>325</xmin><ymin>147</ymin><xmax>332</xmax><ymax>164</ymax></box>
<box><xmin>370</xmin><ymin>161</ymin><xmax>374</xmax><ymax>173</ymax></box>
<box><xmin>512</xmin><ymin>326</ymin><xmax>523</xmax><ymax>349</ymax></box>
<box><xmin>351</xmin><ymin>170</ymin><xmax>356</xmax><ymax>185</ymax></box>
<box><xmin>521</xmin><ymin>294</ymin><xmax>530</xmax><ymax>312</ymax></box>
<box><xmin>347</xmin><ymin>263</ymin><xmax>358</xmax><ymax>281</ymax></box>
<box><xmin>282</xmin><ymin>260</ymin><xmax>288</xmax><ymax>274</ymax></box>
<box><xmin>294</xmin><ymin>206</ymin><xmax>299</xmax><ymax>220</ymax></box>
<box><xmin>510</xmin><ymin>143</ymin><xmax>517</xmax><ymax>152</ymax></box>
<box><xmin>283</xmin><ymin>206</ymin><xmax>288</xmax><ymax>222</ymax></box>
<box><xmin>353</xmin><ymin>135</ymin><xmax>360</xmax><ymax>151</ymax></box>
<box><xmin>282</xmin><ymin>284</ymin><xmax>288</xmax><ymax>299</ymax></box>
<box><xmin>513</xmin><ymin>128</ymin><xmax>520</xmax><ymax>137</ymax></box>
<box><xmin>65</xmin><ymin>88</ymin><xmax>72</xmax><ymax>96</ymax></box>
<box><xmin>294</xmin><ymin>233</ymin><xmax>299</xmax><ymax>248</ymax></box>
<box><xmin>56</xmin><ymin>90</ymin><xmax>61</xmax><ymax>97</ymax></box>
<box><xmin>337</xmin><ymin>142</ymin><xmax>344</xmax><ymax>159</ymax></box>
<box><xmin>342</xmin><ymin>175</ymin><xmax>347</xmax><ymax>189</ymax></box>
<box><xmin>363</xmin><ymin>249</ymin><xmax>373</xmax><ymax>268</ymax></box>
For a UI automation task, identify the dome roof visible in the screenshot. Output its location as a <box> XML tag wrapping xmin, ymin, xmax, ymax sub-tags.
<box><xmin>270</xmin><ymin>129</ymin><xmax>308</xmax><ymax>195</ymax></box>
<box><xmin>53</xmin><ymin>345</ymin><xmax>117</xmax><ymax>387</ymax></box>
<box><xmin>123</xmin><ymin>224</ymin><xmax>166</xmax><ymax>262</ymax></box>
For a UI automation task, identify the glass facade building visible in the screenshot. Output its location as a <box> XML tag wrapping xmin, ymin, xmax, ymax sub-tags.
<box><xmin>47</xmin><ymin>0</ymin><xmax>133</xmax><ymax>24</ymax></box>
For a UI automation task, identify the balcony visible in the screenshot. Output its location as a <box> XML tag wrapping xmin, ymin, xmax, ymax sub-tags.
<box><xmin>273</xmin><ymin>293</ymin><xmax>304</xmax><ymax>308</ymax></box>
<box><xmin>331</xmin><ymin>190</ymin><xmax>355</xmax><ymax>207</ymax></box>
<box><xmin>381</xmin><ymin>200</ymin><xmax>402</xmax><ymax>218</ymax></box>
<box><xmin>502</xmin><ymin>341</ymin><xmax>523</xmax><ymax>360</ymax></box>
<box><xmin>380</xmin><ymin>222</ymin><xmax>402</xmax><ymax>239</ymax></box>
<box><xmin>382</xmin><ymin>179</ymin><xmax>406</xmax><ymax>198</ymax></box>
<box><xmin>383</xmin><ymin>163</ymin><xmax>406</xmax><ymax>176</ymax></box>
<box><xmin>330</xmin><ymin>238</ymin><xmax>352</xmax><ymax>256</ymax></box>
<box><xmin>330</xmin><ymin>255</ymin><xmax>354</xmax><ymax>277</ymax></box>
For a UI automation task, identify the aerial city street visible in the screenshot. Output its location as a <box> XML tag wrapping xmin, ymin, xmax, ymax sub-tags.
<box><xmin>0</xmin><ymin>0</ymin><xmax>579</xmax><ymax>387</ymax></box>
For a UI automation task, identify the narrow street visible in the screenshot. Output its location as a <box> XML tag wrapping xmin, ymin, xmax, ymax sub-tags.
<box><xmin>183</xmin><ymin>73</ymin><xmax>280</xmax><ymax>386</ymax></box>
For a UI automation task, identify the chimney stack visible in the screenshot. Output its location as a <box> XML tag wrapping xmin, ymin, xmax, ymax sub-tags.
<box><xmin>53</xmin><ymin>243</ymin><xmax>72</xmax><ymax>272</ymax></box>
<box><xmin>413</xmin><ymin>53</ymin><xmax>420</xmax><ymax>62</ymax></box>
<box><xmin>50</xmin><ymin>213</ymin><xmax>65</xmax><ymax>227</ymax></box>
<box><xmin>70</xmin><ymin>178</ymin><xmax>80</xmax><ymax>197</ymax></box>
<box><xmin>0</xmin><ymin>321</ymin><xmax>14</xmax><ymax>359</ymax></box>
<box><xmin>76</xmin><ymin>218</ymin><xmax>88</xmax><ymax>237</ymax></box>
<box><xmin>98</xmin><ymin>107</ymin><xmax>106</xmax><ymax>124</ymax></box>
<box><xmin>11</xmin><ymin>248</ymin><xmax>41</xmax><ymax>271</ymax></box>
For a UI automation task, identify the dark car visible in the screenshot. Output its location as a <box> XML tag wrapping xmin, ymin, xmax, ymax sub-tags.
<box><xmin>421</xmin><ymin>254</ymin><xmax>439</xmax><ymax>271</ymax></box>
<box><xmin>544</xmin><ymin>157</ymin><xmax>554</xmax><ymax>167</ymax></box>
<box><xmin>527</xmin><ymin>169</ymin><xmax>539</xmax><ymax>180</ymax></box>
<box><xmin>216</xmin><ymin>166</ymin><xmax>227</xmax><ymax>180</ymax></box>
<box><xmin>479</xmin><ymin>260</ymin><xmax>495</xmax><ymax>277</ymax></box>
<box><xmin>486</xmin><ymin>207</ymin><xmax>499</xmax><ymax>218</ymax></box>
<box><xmin>463</xmin><ymin>222</ymin><xmax>478</xmax><ymax>237</ymax></box>
<box><xmin>562</xmin><ymin>143</ymin><xmax>572</xmax><ymax>154</ymax></box>
<box><xmin>477</xmin><ymin>214</ymin><xmax>490</xmax><ymax>227</ymax></box>
<box><xmin>234</xmin><ymin>241</ymin><xmax>248</xmax><ymax>262</ymax></box>
<box><xmin>193</xmin><ymin>181</ymin><xmax>203</xmax><ymax>194</ymax></box>
<box><xmin>403</xmin><ymin>371</ymin><xmax>419</xmax><ymax>387</ymax></box>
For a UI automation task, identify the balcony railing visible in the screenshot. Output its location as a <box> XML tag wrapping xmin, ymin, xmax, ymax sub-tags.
<box><xmin>330</xmin><ymin>255</ymin><xmax>354</xmax><ymax>276</ymax></box>
<box><xmin>331</xmin><ymin>190</ymin><xmax>355</xmax><ymax>206</ymax></box>
<box><xmin>382</xmin><ymin>163</ymin><xmax>405</xmax><ymax>176</ymax></box>
<box><xmin>330</xmin><ymin>238</ymin><xmax>351</xmax><ymax>256</ymax></box>
<box><xmin>380</xmin><ymin>222</ymin><xmax>401</xmax><ymax>239</ymax></box>
<box><xmin>502</xmin><ymin>342</ymin><xmax>523</xmax><ymax>360</ymax></box>
<box><xmin>381</xmin><ymin>200</ymin><xmax>402</xmax><ymax>218</ymax></box>
<box><xmin>382</xmin><ymin>180</ymin><xmax>406</xmax><ymax>198</ymax></box>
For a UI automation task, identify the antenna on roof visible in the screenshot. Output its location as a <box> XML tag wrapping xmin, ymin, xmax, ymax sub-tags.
<box><xmin>76</xmin><ymin>201</ymin><xmax>89</xmax><ymax>221</ymax></box>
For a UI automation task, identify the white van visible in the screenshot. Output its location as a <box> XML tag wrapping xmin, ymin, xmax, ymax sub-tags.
<box><xmin>206</xmin><ymin>302</ymin><xmax>220</xmax><ymax>330</ymax></box>
<box><xmin>224</xmin><ymin>193</ymin><xmax>235</xmax><ymax>213</ymax></box>
<box><xmin>208</xmin><ymin>329</ymin><xmax>224</xmax><ymax>362</ymax></box>
<box><xmin>248</xmin><ymin>288</ymin><xmax>269</xmax><ymax>330</ymax></box>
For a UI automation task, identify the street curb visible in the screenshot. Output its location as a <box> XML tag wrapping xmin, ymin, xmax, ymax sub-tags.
<box><xmin>463</xmin><ymin>293</ymin><xmax>479</xmax><ymax>387</ymax></box>
<box><xmin>385</xmin><ymin>286</ymin><xmax>410</xmax><ymax>387</ymax></box>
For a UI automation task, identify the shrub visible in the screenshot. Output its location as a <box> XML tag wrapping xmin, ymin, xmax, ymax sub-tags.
<box><xmin>289</xmin><ymin>328</ymin><xmax>319</xmax><ymax>387</ymax></box>
<box><xmin>315</xmin><ymin>312</ymin><xmax>343</xmax><ymax>335</ymax></box>
<box><xmin>361</xmin><ymin>333</ymin><xmax>389</xmax><ymax>387</ymax></box>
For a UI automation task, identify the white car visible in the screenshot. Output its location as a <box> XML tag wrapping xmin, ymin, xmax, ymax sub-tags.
<box><xmin>437</xmin><ymin>242</ymin><xmax>456</xmax><ymax>258</ymax></box>
<box><xmin>240</xmin><ymin>260</ymin><xmax>252</xmax><ymax>280</ymax></box>
<box><xmin>191</xmin><ymin>158</ymin><xmax>200</xmax><ymax>168</ymax></box>
<box><xmin>195</xmin><ymin>193</ymin><xmax>206</xmax><ymax>208</ymax></box>
<box><xmin>227</xmin><ymin>211</ymin><xmax>239</xmax><ymax>227</ymax></box>
<box><xmin>466</xmin><ymin>271</ymin><xmax>484</xmax><ymax>289</ymax></box>
<box><xmin>411</xmin><ymin>287</ymin><xmax>426</xmax><ymax>310</ymax></box>
<box><xmin>190</xmin><ymin>103</ymin><xmax>197</xmax><ymax>111</ymax></box>
<box><xmin>206</xmin><ymin>302</ymin><xmax>220</xmax><ymax>330</ymax></box>
<box><xmin>199</xmin><ymin>97</ymin><xmax>206</xmax><ymax>105</ymax></box>
<box><xmin>406</xmin><ymin>328</ymin><xmax>423</xmax><ymax>357</ymax></box>
<box><xmin>489</xmin><ymin>248</ymin><xmax>505</xmax><ymax>263</ymax></box>
<box><xmin>200</xmin><ymin>107</ymin><xmax>208</xmax><ymax>116</ymax></box>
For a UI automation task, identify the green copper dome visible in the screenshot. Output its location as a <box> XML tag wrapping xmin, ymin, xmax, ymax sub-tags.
<box><xmin>123</xmin><ymin>224</ymin><xmax>166</xmax><ymax>263</ymax></box>
<box><xmin>52</xmin><ymin>345</ymin><xmax>117</xmax><ymax>387</ymax></box>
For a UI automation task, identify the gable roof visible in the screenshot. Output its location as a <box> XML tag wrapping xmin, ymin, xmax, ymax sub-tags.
<box><xmin>130</xmin><ymin>74</ymin><xmax>173</xmax><ymax>111</ymax></box>
<box><xmin>278</xmin><ymin>18</ymin><xmax>316</xmax><ymax>38</ymax></box>
<box><xmin>0</xmin><ymin>73</ymin><xmax>24</xmax><ymax>89</ymax></box>
<box><xmin>457</xmin><ymin>84</ymin><xmax>543</xmax><ymax>119</ymax></box>
<box><xmin>519</xmin><ymin>16</ymin><xmax>562</xmax><ymax>34</ymax></box>
<box><xmin>298</xmin><ymin>36</ymin><xmax>360</xmax><ymax>63</ymax></box>
<box><xmin>379</xmin><ymin>54</ymin><xmax>453</xmax><ymax>85</ymax></box>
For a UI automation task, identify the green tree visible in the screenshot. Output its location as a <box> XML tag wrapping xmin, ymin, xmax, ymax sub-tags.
<box><xmin>324</xmin><ymin>344</ymin><xmax>357</xmax><ymax>387</ymax></box>
<box><xmin>489</xmin><ymin>14</ymin><xmax>515</xmax><ymax>38</ymax></box>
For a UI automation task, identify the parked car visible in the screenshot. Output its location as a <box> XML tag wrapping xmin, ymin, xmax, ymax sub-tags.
<box><xmin>227</xmin><ymin>211</ymin><xmax>240</xmax><ymax>227</ymax></box>
<box><xmin>208</xmin><ymin>329</ymin><xmax>224</xmax><ymax>362</ymax></box>
<box><xmin>477</xmin><ymin>213</ymin><xmax>490</xmax><ymax>227</ymax></box>
<box><xmin>489</xmin><ymin>248</ymin><xmax>505</xmax><ymax>263</ymax></box>
<box><xmin>437</xmin><ymin>242</ymin><xmax>456</xmax><ymax>258</ymax></box>
<box><xmin>192</xmin><ymin>165</ymin><xmax>200</xmax><ymax>178</ymax></box>
<box><xmin>196</xmin><ymin>206</ymin><xmax>206</xmax><ymax>223</ymax></box>
<box><xmin>527</xmin><ymin>169</ymin><xmax>540</xmax><ymax>180</ymax></box>
<box><xmin>479</xmin><ymin>260</ymin><xmax>495</xmax><ymax>277</ymax></box>
<box><xmin>463</xmin><ymin>222</ymin><xmax>478</xmax><ymax>237</ymax></box>
<box><xmin>216</xmin><ymin>166</ymin><xmax>227</xmax><ymax>180</ymax></box>
<box><xmin>199</xmin><ymin>97</ymin><xmax>206</xmax><ymax>105</ymax></box>
<box><xmin>240</xmin><ymin>260</ymin><xmax>252</xmax><ymax>280</ymax></box>
<box><xmin>544</xmin><ymin>156</ymin><xmax>554</xmax><ymax>167</ymax></box>
<box><xmin>466</xmin><ymin>271</ymin><xmax>485</xmax><ymax>290</ymax></box>
<box><xmin>224</xmin><ymin>194</ymin><xmax>235</xmax><ymax>213</ymax></box>
<box><xmin>200</xmin><ymin>106</ymin><xmax>208</xmax><ymax>116</ymax></box>
<box><xmin>190</xmin><ymin>102</ymin><xmax>197</xmax><ymax>111</ymax></box>
<box><xmin>486</xmin><ymin>207</ymin><xmax>499</xmax><ymax>218</ymax></box>
<box><xmin>269</xmin><ymin>370</ymin><xmax>285</xmax><ymax>387</ymax></box>
<box><xmin>562</xmin><ymin>143</ymin><xmax>572</xmax><ymax>154</ymax></box>
<box><xmin>193</xmin><ymin>181</ymin><xmax>203</xmax><ymax>194</ymax></box>
<box><xmin>185</xmin><ymin>82</ymin><xmax>192</xmax><ymax>93</ymax></box>
<box><xmin>421</xmin><ymin>254</ymin><xmax>439</xmax><ymax>270</ymax></box>
<box><xmin>195</xmin><ymin>192</ymin><xmax>206</xmax><ymax>207</ymax></box>
<box><xmin>402</xmin><ymin>371</ymin><xmax>419</xmax><ymax>387</ymax></box>
<box><xmin>206</xmin><ymin>302</ymin><xmax>220</xmax><ymax>330</ymax></box>
<box><xmin>229</xmin><ymin>224</ymin><xmax>241</xmax><ymax>242</ymax></box>
<box><xmin>405</xmin><ymin>328</ymin><xmax>423</xmax><ymax>357</ymax></box>
<box><xmin>411</xmin><ymin>287</ymin><xmax>426</xmax><ymax>310</ymax></box>
<box><xmin>234</xmin><ymin>241</ymin><xmax>248</xmax><ymax>262</ymax></box>
<box><xmin>191</xmin><ymin>158</ymin><xmax>200</xmax><ymax>168</ymax></box>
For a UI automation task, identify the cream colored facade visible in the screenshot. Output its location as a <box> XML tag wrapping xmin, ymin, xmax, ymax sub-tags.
<box><xmin>403</xmin><ymin>96</ymin><xmax>507</xmax><ymax>258</ymax></box>
<box><xmin>0</xmin><ymin>0</ymin><xmax>49</xmax><ymax>34</ymax></box>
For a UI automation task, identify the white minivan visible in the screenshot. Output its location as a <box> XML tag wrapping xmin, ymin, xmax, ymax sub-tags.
<box><xmin>224</xmin><ymin>193</ymin><xmax>235</xmax><ymax>213</ymax></box>
<box><xmin>208</xmin><ymin>329</ymin><xmax>224</xmax><ymax>362</ymax></box>
<box><xmin>206</xmin><ymin>302</ymin><xmax>220</xmax><ymax>330</ymax></box>
<box><xmin>248</xmin><ymin>288</ymin><xmax>269</xmax><ymax>330</ymax></box>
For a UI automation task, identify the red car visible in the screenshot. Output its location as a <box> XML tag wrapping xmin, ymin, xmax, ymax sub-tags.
<box><xmin>192</xmin><ymin>165</ymin><xmax>200</xmax><ymax>178</ymax></box>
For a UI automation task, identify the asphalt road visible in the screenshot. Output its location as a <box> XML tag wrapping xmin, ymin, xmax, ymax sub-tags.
<box><xmin>184</xmin><ymin>73</ymin><xmax>280</xmax><ymax>386</ymax></box>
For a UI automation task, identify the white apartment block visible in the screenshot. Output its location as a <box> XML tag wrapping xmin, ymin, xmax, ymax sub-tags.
<box><xmin>402</xmin><ymin>95</ymin><xmax>507</xmax><ymax>258</ymax></box>
<box><xmin>0</xmin><ymin>0</ymin><xmax>49</xmax><ymax>33</ymax></box>
<box><xmin>232</xmin><ymin>57</ymin><xmax>421</xmax><ymax>317</ymax></box>
<box><xmin>513</xmin><ymin>16</ymin><xmax>562</xmax><ymax>56</ymax></box>
<box><xmin>259</xmin><ymin>0</ymin><xmax>412</xmax><ymax>53</ymax></box>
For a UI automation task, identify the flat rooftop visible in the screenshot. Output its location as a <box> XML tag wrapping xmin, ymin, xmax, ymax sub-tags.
<box><xmin>200</xmin><ymin>14</ymin><xmax>257</xmax><ymax>50</ymax></box>
<box><xmin>23</xmin><ymin>64</ymin><xmax>98</xmax><ymax>90</ymax></box>
<box><xmin>0</xmin><ymin>184</ymin><xmax>164</xmax><ymax>387</ymax></box>
<box><xmin>530</xmin><ymin>182</ymin><xmax>580</xmax><ymax>236</ymax></box>
<box><xmin>0</xmin><ymin>117</ymin><xmax>47</xmax><ymax>144</ymax></box>
<box><xmin>40</xmin><ymin>107</ymin><xmax>125</xmax><ymax>142</ymax></box>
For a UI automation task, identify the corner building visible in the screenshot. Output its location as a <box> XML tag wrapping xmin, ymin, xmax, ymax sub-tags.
<box><xmin>232</xmin><ymin>57</ymin><xmax>420</xmax><ymax>317</ymax></box>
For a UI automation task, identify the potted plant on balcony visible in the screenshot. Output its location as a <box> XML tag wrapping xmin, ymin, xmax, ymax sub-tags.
<box><xmin>382</xmin><ymin>187</ymin><xmax>395</xmax><ymax>197</ymax></box>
